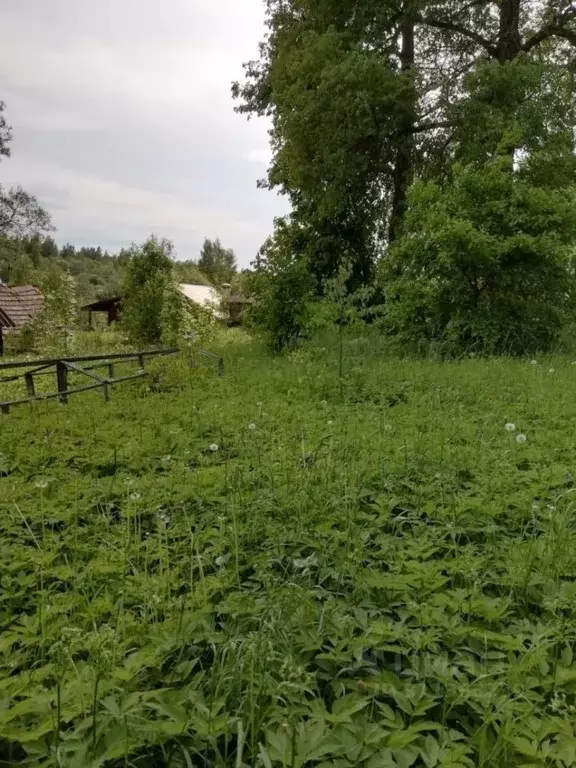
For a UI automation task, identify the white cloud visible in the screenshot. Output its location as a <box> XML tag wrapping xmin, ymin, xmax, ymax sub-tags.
<box><xmin>0</xmin><ymin>0</ymin><xmax>288</xmax><ymax>266</ymax></box>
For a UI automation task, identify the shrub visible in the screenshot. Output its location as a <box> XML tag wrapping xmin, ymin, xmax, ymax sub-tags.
<box><xmin>382</xmin><ymin>158</ymin><xmax>576</xmax><ymax>356</ymax></box>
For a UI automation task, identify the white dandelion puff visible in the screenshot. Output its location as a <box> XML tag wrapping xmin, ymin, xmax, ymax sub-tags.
<box><xmin>516</xmin><ymin>434</ymin><xmax>527</xmax><ymax>444</ymax></box>
<box><xmin>248</xmin><ymin>423</ymin><xmax>256</xmax><ymax>431</ymax></box>
<box><xmin>505</xmin><ymin>423</ymin><xmax>516</xmax><ymax>432</ymax></box>
<box><xmin>209</xmin><ymin>443</ymin><xmax>219</xmax><ymax>452</ymax></box>
<box><xmin>129</xmin><ymin>492</ymin><xmax>141</xmax><ymax>501</ymax></box>
<box><xmin>35</xmin><ymin>478</ymin><xmax>49</xmax><ymax>489</ymax></box>
<box><xmin>549</xmin><ymin>368</ymin><xmax>555</xmax><ymax>374</ymax></box>
<box><xmin>531</xmin><ymin>360</ymin><xmax>538</xmax><ymax>365</ymax></box>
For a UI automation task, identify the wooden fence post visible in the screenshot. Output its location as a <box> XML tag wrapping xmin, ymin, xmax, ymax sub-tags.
<box><xmin>56</xmin><ymin>361</ymin><xmax>68</xmax><ymax>403</ymax></box>
<box><xmin>24</xmin><ymin>373</ymin><xmax>35</xmax><ymax>397</ymax></box>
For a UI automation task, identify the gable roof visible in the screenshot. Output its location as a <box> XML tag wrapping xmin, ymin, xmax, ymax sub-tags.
<box><xmin>178</xmin><ymin>284</ymin><xmax>223</xmax><ymax>316</ymax></box>
<box><xmin>0</xmin><ymin>285</ymin><xmax>44</xmax><ymax>330</ymax></box>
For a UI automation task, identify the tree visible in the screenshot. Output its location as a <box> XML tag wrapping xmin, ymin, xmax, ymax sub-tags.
<box><xmin>0</xmin><ymin>102</ymin><xmax>53</xmax><ymax>240</ymax></box>
<box><xmin>36</xmin><ymin>264</ymin><xmax>78</xmax><ymax>354</ymax></box>
<box><xmin>0</xmin><ymin>102</ymin><xmax>12</xmax><ymax>161</ymax></box>
<box><xmin>197</xmin><ymin>238</ymin><xmax>237</xmax><ymax>286</ymax></box>
<box><xmin>235</xmin><ymin>0</ymin><xmax>576</xmax><ymax>353</ymax></box>
<box><xmin>175</xmin><ymin>260</ymin><xmax>212</xmax><ymax>286</ymax></box>
<box><xmin>122</xmin><ymin>235</ymin><xmax>183</xmax><ymax>345</ymax></box>
<box><xmin>0</xmin><ymin>186</ymin><xmax>53</xmax><ymax>239</ymax></box>
<box><xmin>235</xmin><ymin>0</ymin><xmax>576</xmax><ymax>255</ymax></box>
<box><xmin>383</xmin><ymin>57</ymin><xmax>576</xmax><ymax>355</ymax></box>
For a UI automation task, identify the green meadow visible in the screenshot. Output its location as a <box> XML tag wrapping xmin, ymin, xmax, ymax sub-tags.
<box><xmin>2</xmin><ymin>333</ymin><xmax>576</xmax><ymax>767</ymax></box>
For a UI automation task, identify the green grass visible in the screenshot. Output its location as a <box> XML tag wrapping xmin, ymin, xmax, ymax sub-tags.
<box><xmin>2</xmin><ymin>332</ymin><xmax>576</xmax><ymax>767</ymax></box>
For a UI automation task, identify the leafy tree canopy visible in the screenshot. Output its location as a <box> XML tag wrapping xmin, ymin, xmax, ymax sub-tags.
<box><xmin>197</xmin><ymin>238</ymin><xmax>237</xmax><ymax>287</ymax></box>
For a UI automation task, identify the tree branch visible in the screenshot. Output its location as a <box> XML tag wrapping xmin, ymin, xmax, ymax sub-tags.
<box><xmin>524</xmin><ymin>24</ymin><xmax>576</xmax><ymax>52</ymax></box>
<box><xmin>419</xmin><ymin>17</ymin><xmax>499</xmax><ymax>58</ymax></box>
<box><xmin>524</xmin><ymin>5</ymin><xmax>576</xmax><ymax>52</ymax></box>
<box><xmin>412</xmin><ymin>120</ymin><xmax>452</xmax><ymax>134</ymax></box>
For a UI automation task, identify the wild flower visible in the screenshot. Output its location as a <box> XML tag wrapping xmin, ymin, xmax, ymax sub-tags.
<box><xmin>248</xmin><ymin>423</ymin><xmax>256</xmax><ymax>431</ymax></box>
<box><xmin>129</xmin><ymin>492</ymin><xmax>141</xmax><ymax>501</ymax></box>
<box><xmin>35</xmin><ymin>478</ymin><xmax>49</xmax><ymax>489</ymax></box>
<box><xmin>505</xmin><ymin>423</ymin><xmax>516</xmax><ymax>432</ymax></box>
<box><xmin>516</xmin><ymin>434</ymin><xmax>527</xmax><ymax>444</ymax></box>
<box><xmin>549</xmin><ymin>368</ymin><xmax>555</xmax><ymax>374</ymax></box>
<box><xmin>531</xmin><ymin>360</ymin><xmax>538</xmax><ymax>365</ymax></box>
<box><xmin>210</xmin><ymin>443</ymin><xmax>219</xmax><ymax>452</ymax></box>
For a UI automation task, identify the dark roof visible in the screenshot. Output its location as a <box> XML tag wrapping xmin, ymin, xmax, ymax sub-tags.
<box><xmin>0</xmin><ymin>285</ymin><xmax>44</xmax><ymax>329</ymax></box>
<box><xmin>82</xmin><ymin>296</ymin><xmax>123</xmax><ymax>311</ymax></box>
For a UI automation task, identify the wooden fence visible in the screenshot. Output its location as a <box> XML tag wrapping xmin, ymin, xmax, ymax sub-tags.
<box><xmin>0</xmin><ymin>348</ymin><xmax>178</xmax><ymax>414</ymax></box>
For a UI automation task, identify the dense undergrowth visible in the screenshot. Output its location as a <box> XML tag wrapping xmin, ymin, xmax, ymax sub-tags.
<box><xmin>2</xmin><ymin>332</ymin><xmax>576</xmax><ymax>766</ymax></box>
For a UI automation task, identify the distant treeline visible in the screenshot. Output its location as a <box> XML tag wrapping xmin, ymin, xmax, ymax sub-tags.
<box><xmin>0</xmin><ymin>235</ymin><xmax>217</xmax><ymax>303</ymax></box>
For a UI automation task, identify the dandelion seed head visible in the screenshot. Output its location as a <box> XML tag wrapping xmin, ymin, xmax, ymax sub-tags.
<box><xmin>549</xmin><ymin>368</ymin><xmax>555</xmax><ymax>374</ymax></box>
<box><xmin>209</xmin><ymin>443</ymin><xmax>219</xmax><ymax>452</ymax></box>
<box><xmin>505</xmin><ymin>423</ymin><xmax>516</xmax><ymax>432</ymax></box>
<box><xmin>35</xmin><ymin>478</ymin><xmax>49</xmax><ymax>489</ymax></box>
<box><xmin>516</xmin><ymin>433</ymin><xmax>527</xmax><ymax>444</ymax></box>
<box><xmin>129</xmin><ymin>492</ymin><xmax>141</xmax><ymax>501</ymax></box>
<box><xmin>248</xmin><ymin>423</ymin><xmax>256</xmax><ymax>431</ymax></box>
<box><xmin>531</xmin><ymin>360</ymin><xmax>538</xmax><ymax>365</ymax></box>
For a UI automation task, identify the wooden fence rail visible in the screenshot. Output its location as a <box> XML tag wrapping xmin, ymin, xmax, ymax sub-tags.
<box><xmin>0</xmin><ymin>348</ymin><xmax>178</xmax><ymax>414</ymax></box>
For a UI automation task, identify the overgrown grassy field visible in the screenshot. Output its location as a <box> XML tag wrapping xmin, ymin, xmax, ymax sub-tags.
<box><xmin>2</xmin><ymin>333</ymin><xmax>576</xmax><ymax>767</ymax></box>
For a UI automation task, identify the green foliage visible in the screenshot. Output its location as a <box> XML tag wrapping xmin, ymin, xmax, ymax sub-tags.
<box><xmin>383</xmin><ymin>158</ymin><xmax>576</xmax><ymax>355</ymax></box>
<box><xmin>122</xmin><ymin>236</ymin><xmax>183</xmax><ymax>346</ymax></box>
<box><xmin>174</xmin><ymin>260</ymin><xmax>212</xmax><ymax>286</ymax></box>
<box><xmin>382</xmin><ymin>57</ymin><xmax>576</xmax><ymax>356</ymax></box>
<box><xmin>197</xmin><ymin>238</ymin><xmax>237</xmax><ymax>287</ymax></box>
<box><xmin>4</xmin><ymin>335</ymin><xmax>576</xmax><ymax>765</ymax></box>
<box><xmin>235</xmin><ymin>0</ymin><xmax>576</xmax><ymax>355</ymax></box>
<box><xmin>247</xmin><ymin>220</ymin><xmax>315</xmax><ymax>353</ymax></box>
<box><xmin>34</xmin><ymin>265</ymin><xmax>79</xmax><ymax>354</ymax></box>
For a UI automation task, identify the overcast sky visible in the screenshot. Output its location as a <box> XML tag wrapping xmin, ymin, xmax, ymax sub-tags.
<box><xmin>0</xmin><ymin>0</ymin><xmax>288</xmax><ymax>267</ymax></box>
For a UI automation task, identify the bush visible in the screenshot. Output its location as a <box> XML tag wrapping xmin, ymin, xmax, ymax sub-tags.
<box><xmin>122</xmin><ymin>236</ymin><xmax>183</xmax><ymax>346</ymax></box>
<box><xmin>382</xmin><ymin>158</ymin><xmax>576</xmax><ymax>356</ymax></box>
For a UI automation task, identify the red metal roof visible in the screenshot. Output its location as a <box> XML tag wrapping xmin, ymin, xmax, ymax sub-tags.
<box><xmin>0</xmin><ymin>285</ymin><xmax>44</xmax><ymax>330</ymax></box>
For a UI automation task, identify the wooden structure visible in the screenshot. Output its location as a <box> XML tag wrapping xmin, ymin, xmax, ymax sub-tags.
<box><xmin>0</xmin><ymin>285</ymin><xmax>44</xmax><ymax>355</ymax></box>
<box><xmin>82</xmin><ymin>296</ymin><xmax>123</xmax><ymax>328</ymax></box>
<box><xmin>226</xmin><ymin>295</ymin><xmax>250</xmax><ymax>326</ymax></box>
<box><xmin>0</xmin><ymin>348</ymin><xmax>177</xmax><ymax>414</ymax></box>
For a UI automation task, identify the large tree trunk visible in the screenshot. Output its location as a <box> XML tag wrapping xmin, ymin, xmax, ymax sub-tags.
<box><xmin>389</xmin><ymin>16</ymin><xmax>415</xmax><ymax>245</ymax></box>
<box><xmin>498</xmin><ymin>0</ymin><xmax>522</xmax><ymax>62</ymax></box>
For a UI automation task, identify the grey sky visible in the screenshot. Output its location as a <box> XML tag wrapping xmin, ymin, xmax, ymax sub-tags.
<box><xmin>0</xmin><ymin>0</ymin><xmax>287</xmax><ymax>267</ymax></box>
